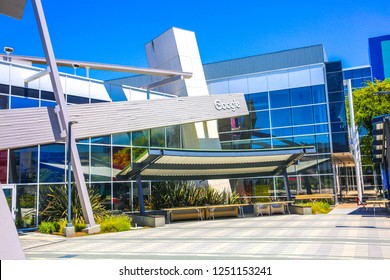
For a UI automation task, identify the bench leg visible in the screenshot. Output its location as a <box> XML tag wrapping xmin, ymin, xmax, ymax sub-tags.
<box><xmin>238</xmin><ymin>206</ymin><xmax>245</xmax><ymax>218</ymax></box>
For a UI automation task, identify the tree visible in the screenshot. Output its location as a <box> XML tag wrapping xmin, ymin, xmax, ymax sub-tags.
<box><xmin>350</xmin><ymin>79</ymin><xmax>390</xmax><ymax>164</ymax></box>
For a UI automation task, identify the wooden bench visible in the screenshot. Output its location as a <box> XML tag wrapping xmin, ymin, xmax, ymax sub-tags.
<box><xmin>206</xmin><ymin>204</ymin><xmax>249</xmax><ymax>219</ymax></box>
<box><xmin>295</xmin><ymin>194</ymin><xmax>333</xmax><ymax>203</ymax></box>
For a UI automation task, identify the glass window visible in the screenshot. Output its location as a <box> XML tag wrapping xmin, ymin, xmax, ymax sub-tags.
<box><xmin>251</xmin><ymin>111</ymin><xmax>270</xmax><ymax>129</ymax></box>
<box><xmin>297</xmin><ymin>156</ymin><xmax>318</xmax><ymax>175</ymax></box>
<box><xmin>208</xmin><ymin>80</ymin><xmax>229</xmax><ymax>95</ymax></box>
<box><xmin>328</xmin><ymin>102</ymin><xmax>346</xmax><ymax>122</ymax></box>
<box><xmin>317</xmin><ymin>155</ymin><xmax>332</xmax><ymax>174</ymax></box>
<box><xmin>315</xmin><ymin>124</ymin><xmax>329</xmax><ymax>133</ymax></box>
<box><xmin>112</xmin><ymin>133</ymin><xmax>131</xmax><ymax>146</ymax></box>
<box><xmin>251</xmin><ymin>130</ymin><xmax>271</xmax><ymax>139</ymax></box>
<box><xmin>77</xmin><ymin>144</ymin><xmax>90</xmax><ymax>182</ymax></box>
<box><xmin>292</xmin><ymin>106</ymin><xmax>314</xmax><ymax>126</ymax></box>
<box><xmin>267</xmin><ymin>70</ymin><xmax>289</xmax><ymax>91</ymax></box>
<box><xmin>272</xmin><ymin>127</ymin><xmax>292</xmax><ymax>137</ymax></box>
<box><xmin>272</xmin><ymin>137</ymin><xmax>294</xmax><ymax>148</ymax></box>
<box><xmin>247</xmin><ymin>73</ymin><xmax>267</xmax><ymax>93</ymax></box>
<box><xmin>352</xmin><ymin>69</ymin><xmax>362</xmax><ymax>78</ymax></box>
<box><xmin>326</xmin><ymin>72</ymin><xmax>343</xmax><ymax>92</ymax></box>
<box><xmin>328</xmin><ymin>91</ymin><xmax>344</xmax><ymax>103</ymax></box>
<box><xmin>16</xmin><ymin>185</ymin><xmax>37</xmax><ymax>229</ymax></box>
<box><xmin>107</xmin><ymin>84</ymin><xmax>127</xmax><ymax>102</ymax></box>
<box><xmin>41</xmin><ymin>90</ymin><xmax>55</xmax><ymax>101</ymax></box>
<box><xmin>313</xmin><ymin>104</ymin><xmax>328</xmax><ymax>123</ymax></box>
<box><xmin>291</xmin><ymin>87</ymin><xmax>312</xmax><ymax>106</ymax></box>
<box><xmin>315</xmin><ymin>134</ymin><xmax>331</xmax><ymax>154</ymax></box>
<box><xmin>113</xmin><ymin>182</ymin><xmax>131</xmax><ymax>212</ymax></box>
<box><xmin>91</xmin><ymin>182</ymin><xmax>112</xmax><ymax>211</ymax></box>
<box><xmin>343</xmin><ymin>70</ymin><xmax>352</xmax><ymax>80</ymax></box>
<box><xmin>0</xmin><ymin>94</ymin><xmax>9</xmax><ymax>109</ymax></box>
<box><xmin>271</xmin><ymin>108</ymin><xmax>291</xmax><ymax>127</ymax></box>
<box><xmin>270</xmin><ymin>89</ymin><xmax>290</xmax><ymax>108</ymax></box>
<box><xmin>251</xmin><ymin>139</ymin><xmax>272</xmax><ymax>149</ymax></box>
<box><xmin>0</xmin><ymin>150</ymin><xmax>7</xmax><ymax>184</ymax></box>
<box><xmin>132</xmin><ymin>147</ymin><xmax>148</xmax><ymax>163</ymax></box>
<box><xmin>11</xmin><ymin>96</ymin><xmax>39</xmax><ymax>109</ymax></box>
<box><xmin>90</xmin><ymin>145</ymin><xmax>111</xmax><ymax>182</ymax></box>
<box><xmin>228</xmin><ymin>77</ymin><xmax>248</xmax><ymax>94</ymax></box>
<box><xmin>325</xmin><ymin>62</ymin><xmax>342</xmax><ymax>73</ymax></box>
<box><xmin>166</xmin><ymin>126</ymin><xmax>181</xmax><ymax>148</ymax></box>
<box><xmin>247</xmin><ymin>92</ymin><xmax>268</xmax><ymax>110</ymax></box>
<box><xmin>67</xmin><ymin>95</ymin><xmax>89</xmax><ymax>104</ymax></box>
<box><xmin>9</xmin><ymin>147</ymin><xmax>38</xmax><ymax>183</ymax></box>
<box><xmin>218</xmin><ymin>118</ymin><xmax>231</xmax><ymax>133</ymax></box>
<box><xmin>310</xmin><ymin>65</ymin><xmax>325</xmax><ymax>85</ymax></box>
<box><xmin>40</xmin><ymin>100</ymin><xmax>56</xmax><ymax>107</ymax></box>
<box><xmin>91</xmin><ymin>136</ymin><xmax>111</xmax><ymax>145</ymax></box>
<box><xmin>312</xmin><ymin>85</ymin><xmax>326</xmax><ymax>104</ymax></box>
<box><xmin>112</xmin><ymin>147</ymin><xmax>131</xmax><ymax>181</ymax></box>
<box><xmin>150</xmin><ymin>128</ymin><xmax>165</xmax><ymax>147</ymax></box>
<box><xmin>288</xmin><ymin>67</ymin><xmax>311</xmax><ymax>88</ymax></box>
<box><xmin>294</xmin><ymin>135</ymin><xmax>315</xmax><ymax>147</ymax></box>
<box><xmin>331</xmin><ymin>122</ymin><xmax>347</xmax><ymax>133</ymax></box>
<box><xmin>39</xmin><ymin>144</ymin><xmax>65</xmax><ymax>183</ymax></box>
<box><xmin>293</xmin><ymin>125</ymin><xmax>315</xmax><ymax>136</ymax></box>
<box><xmin>332</xmin><ymin>132</ymin><xmax>349</xmax><ymax>153</ymax></box>
<box><xmin>132</xmin><ymin>130</ymin><xmax>149</xmax><ymax>147</ymax></box>
<box><xmin>11</xmin><ymin>86</ymin><xmax>39</xmax><ymax>99</ymax></box>
<box><xmin>361</xmin><ymin>67</ymin><xmax>372</xmax><ymax>77</ymax></box>
<box><xmin>0</xmin><ymin>83</ymin><xmax>9</xmax><ymax>94</ymax></box>
<box><xmin>351</xmin><ymin>78</ymin><xmax>364</xmax><ymax>88</ymax></box>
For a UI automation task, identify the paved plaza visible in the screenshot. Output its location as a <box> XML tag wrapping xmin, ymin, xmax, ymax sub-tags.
<box><xmin>20</xmin><ymin>205</ymin><xmax>390</xmax><ymax>260</ymax></box>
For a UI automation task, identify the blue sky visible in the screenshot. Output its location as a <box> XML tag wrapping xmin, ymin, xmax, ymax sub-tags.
<box><xmin>0</xmin><ymin>0</ymin><xmax>389</xmax><ymax>80</ymax></box>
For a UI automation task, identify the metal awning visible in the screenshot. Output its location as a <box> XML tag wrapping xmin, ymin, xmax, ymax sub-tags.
<box><xmin>127</xmin><ymin>147</ymin><xmax>316</xmax><ymax>180</ymax></box>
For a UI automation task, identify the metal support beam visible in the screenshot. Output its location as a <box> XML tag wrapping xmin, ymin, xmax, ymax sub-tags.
<box><xmin>142</xmin><ymin>75</ymin><xmax>183</xmax><ymax>90</ymax></box>
<box><xmin>24</xmin><ymin>67</ymin><xmax>50</xmax><ymax>84</ymax></box>
<box><xmin>136</xmin><ymin>172</ymin><xmax>145</xmax><ymax>215</ymax></box>
<box><xmin>282</xmin><ymin>168</ymin><xmax>292</xmax><ymax>202</ymax></box>
<box><xmin>31</xmin><ymin>0</ymin><xmax>99</xmax><ymax>233</ymax></box>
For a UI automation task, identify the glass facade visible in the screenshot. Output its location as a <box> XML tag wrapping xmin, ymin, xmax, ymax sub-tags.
<box><xmin>207</xmin><ymin>63</ymin><xmax>338</xmax><ymax>200</ymax></box>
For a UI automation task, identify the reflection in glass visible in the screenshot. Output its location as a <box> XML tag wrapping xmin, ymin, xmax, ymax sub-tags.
<box><xmin>91</xmin><ymin>182</ymin><xmax>112</xmax><ymax>211</ymax></box>
<box><xmin>132</xmin><ymin>130</ymin><xmax>149</xmax><ymax>147</ymax></box>
<box><xmin>312</xmin><ymin>85</ymin><xmax>326</xmax><ymax>104</ymax></box>
<box><xmin>293</xmin><ymin>125</ymin><xmax>314</xmax><ymax>136</ymax></box>
<box><xmin>16</xmin><ymin>185</ymin><xmax>37</xmax><ymax>229</ymax></box>
<box><xmin>9</xmin><ymin>147</ymin><xmax>38</xmax><ymax>184</ymax></box>
<box><xmin>271</xmin><ymin>108</ymin><xmax>291</xmax><ymax>127</ymax></box>
<box><xmin>113</xmin><ymin>182</ymin><xmax>131</xmax><ymax>212</ymax></box>
<box><xmin>91</xmin><ymin>136</ymin><xmax>111</xmax><ymax>145</ymax></box>
<box><xmin>290</xmin><ymin>87</ymin><xmax>312</xmax><ymax>106</ymax></box>
<box><xmin>40</xmin><ymin>144</ymin><xmax>65</xmax><ymax>183</ymax></box>
<box><xmin>11</xmin><ymin>96</ymin><xmax>39</xmax><ymax>109</ymax></box>
<box><xmin>166</xmin><ymin>126</ymin><xmax>181</xmax><ymax>148</ymax></box>
<box><xmin>91</xmin><ymin>145</ymin><xmax>111</xmax><ymax>182</ymax></box>
<box><xmin>0</xmin><ymin>94</ymin><xmax>9</xmax><ymax>109</ymax></box>
<box><xmin>112</xmin><ymin>133</ymin><xmax>131</xmax><ymax>146</ymax></box>
<box><xmin>272</xmin><ymin>127</ymin><xmax>292</xmax><ymax>137</ymax></box>
<box><xmin>77</xmin><ymin>144</ymin><xmax>90</xmax><ymax>182</ymax></box>
<box><xmin>315</xmin><ymin>134</ymin><xmax>331</xmax><ymax>154</ymax></box>
<box><xmin>150</xmin><ymin>128</ymin><xmax>165</xmax><ymax>147</ymax></box>
<box><xmin>272</xmin><ymin>137</ymin><xmax>294</xmax><ymax>148</ymax></box>
<box><xmin>0</xmin><ymin>150</ymin><xmax>7</xmax><ymax>184</ymax></box>
<box><xmin>313</xmin><ymin>104</ymin><xmax>328</xmax><ymax>123</ymax></box>
<box><xmin>270</xmin><ymin>89</ymin><xmax>290</xmax><ymax>108</ymax></box>
<box><xmin>292</xmin><ymin>106</ymin><xmax>314</xmax><ymax>126</ymax></box>
<box><xmin>247</xmin><ymin>92</ymin><xmax>268</xmax><ymax>110</ymax></box>
<box><xmin>251</xmin><ymin>111</ymin><xmax>270</xmax><ymax>129</ymax></box>
<box><xmin>112</xmin><ymin>147</ymin><xmax>131</xmax><ymax>180</ymax></box>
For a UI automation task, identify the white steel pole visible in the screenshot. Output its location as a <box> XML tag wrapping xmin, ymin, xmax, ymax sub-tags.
<box><xmin>347</xmin><ymin>79</ymin><xmax>363</xmax><ymax>203</ymax></box>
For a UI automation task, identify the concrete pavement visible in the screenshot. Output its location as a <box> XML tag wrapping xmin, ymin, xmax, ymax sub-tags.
<box><xmin>19</xmin><ymin>204</ymin><xmax>390</xmax><ymax>260</ymax></box>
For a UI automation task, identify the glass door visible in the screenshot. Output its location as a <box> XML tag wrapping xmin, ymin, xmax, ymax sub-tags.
<box><xmin>2</xmin><ymin>184</ymin><xmax>16</xmax><ymax>221</ymax></box>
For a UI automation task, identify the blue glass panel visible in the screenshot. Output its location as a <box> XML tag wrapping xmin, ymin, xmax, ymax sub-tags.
<box><xmin>269</xmin><ymin>89</ymin><xmax>290</xmax><ymax>108</ymax></box>
<box><xmin>11</xmin><ymin>86</ymin><xmax>39</xmax><ymax>98</ymax></box>
<box><xmin>9</xmin><ymin>146</ymin><xmax>38</xmax><ymax>183</ymax></box>
<box><xmin>132</xmin><ymin>130</ymin><xmax>149</xmax><ymax>147</ymax></box>
<box><xmin>271</xmin><ymin>108</ymin><xmax>291</xmax><ymax>127</ymax></box>
<box><xmin>315</xmin><ymin>135</ymin><xmax>331</xmax><ymax>154</ymax></box>
<box><xmin>11</xmin><ymin>96</ymin><xmax>39</xmax><ymax>108</ymax></box>
<box><xmin>0</xmin><ymin>94</ymin><xmax>9</xmax><ymax>109</ymax></box>
<box><xmin>343</xmin><ymin>70</ymin><xmax>352</xmax><ymax>79</ymax></box>
<box><xmin>312</xmin><ymin>85</ymin><xmax>326</xmax><ymax>104</ymax></box>
<box><xmin>112</xmin><ymin>133</ymin><xmax>131</xmax><ymax>146</ymax></box>
<box><xmin>290</xmin><ymin>87</ymin><xmax>312</xmax><ymax>106</ymax></box>
<box><xmin>0</xmin><ymin>83</ymin><xmax>9</xmax><ymax>94</ymax></box>
<box><xmin>315</xmin><ymin>124</ymin><xmax>329</xmax><ymax>133</ymax></box>
<box><xmin>332</xmin><ymin>132</ymin><xmax>349</xmax><ymax>152</ymax></box>
<box><xmin>252</xmin><ymin>111</ymin><xmax>270</xmax><ymax>129</ymax></box>
<box><xmin>328</xmin><ymin>91</ymin><xmax>344</xmax><ymax>102</ymax></box>
<box><xmin>106</xmin><ymin>84</ymin><xmax>127</xmax><ymax>102</ymax></box>
<box><xmin>326</xmin><ymin>72</ymin><xmax>343</xmax><ymax>92</ymax></box>
<box><xmin>361</xmin><ymin>67</ymin><xmax>372</xmax><ymax>77</ymax></box>
<box><xmin>251</xmin><ymin>130</ymin><xmax>271</xmax><ymax>139</ymax></box>
<box><xmin>67</xmin><ymin>95</ymin><xmax>89</xmax><ymax>104</ymax></box>
<box><xmin>328</xmin><ymin>102</ymin><xmax>346</xmax><ymax>122</ymax></box>
<box><xmin>252</xmin><ymin>139</ymin><xmax>272</xmax><ymax>149</ymax></box>
<box><xmin>272</xmin><ymin>137</ymin><xmax>294</xmax><ymax>148</ymax></box>
<box><xmin>352</xmin><ymin>69</ymin><xmax>363</xmax><ymax>78</ymax></box>
<box><xmin>247</xmin><ymin>92</ymin><xmax>268</xmax><ymax>110</ymax></box>
<box><xmin>41</xmin><ymin>90</ymin><xmax>55</xmax><ymax>101</ymax></box>
<box><xmin>331</xmin><ymin>122</ymin><xmax>347</xmax><ymax>132</ymax></box>
<box><xmin>39</xmin><ymin>144</ymin><xmax>65</xmax><ymax>183</ymax></box>
<box><xmin>40</xmin><ymin>100</ymin><xmax>56</xmax><ymax>107</ymax></box>
<box><xmin>313</xmin><ymin>104</ymin><xmax>328</xmax><ymax>123</ymax></box>
<box><xmin>272</xmin><ymin>127</ymin><xmax>292</xmax><ymax>137</ymax></box>
<box><xmin>77</xmin><ymin>138</ymin><xmax>90</xmax><ymax>144</ymax></box>
<box><xmin>294</xmin><ymin>135</ymin><xmax>315</xmax><ymax>146</ymax></box>
<box><xmin>292</xmin><ymin>106</ymin><xmax>314</xmax><ymax>125</ymax></box>
<box><xmin>293</xmin><ymin>125</ymin><xmax>315</xmax><ymax>135</ymax></box>
<box><xmin>91</xmin><ymin>136</ymin><xmax>111</xmax><ymax>144</ymax></box>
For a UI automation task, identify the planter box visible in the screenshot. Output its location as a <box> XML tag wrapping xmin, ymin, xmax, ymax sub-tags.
<box><xmin>130</xmin><ymin>214</ymin><xmax>165</xmax><ymax>227</ymax></box>
<box><xmin>290</xmin><ymin>205</ymin><xmax>312</xmax><ymax>215</ymax></box>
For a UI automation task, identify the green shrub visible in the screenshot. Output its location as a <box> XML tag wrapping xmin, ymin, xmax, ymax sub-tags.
<box><xmin>38</xmin><ymin>221</ymin><xmax>57</xmax><ymax>234</ymax></box>
<box><xmin>297</xmin><ymin>201</ymin><xmax>331</xmax><ymax>214</ymax></box>
<box><xmin>100</xmin><ymin>215</ymin><xmax>131</xmax><ymax>233</ymax></box>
